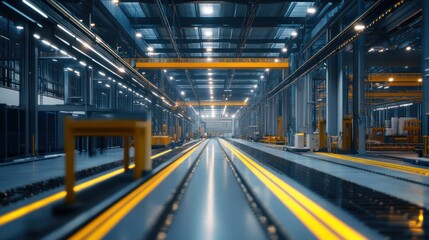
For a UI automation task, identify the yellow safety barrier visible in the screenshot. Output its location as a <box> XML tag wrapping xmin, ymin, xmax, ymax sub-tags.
<box><xmin>64</xmin><ymin>117</ymin><xmax>151</xmax><ymax>205</ymax></box>
<box><xmin>70</xmin><ymin>140</ymin><xmax>204</xmax><ymax>239</ymax></box>
<box><xmin>0</xmin><ymin>149</ymin><xmax>172</xmax><ymax>227</ymax></box>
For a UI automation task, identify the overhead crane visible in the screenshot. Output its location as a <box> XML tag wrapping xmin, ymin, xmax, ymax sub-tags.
<box><xmin>127</xmin><ymin>58</ymin><xmax>289</xmax><ymax>69</ymax></box>
<box><xmin>366</xmin><ymin>73</ymin><xmax>422</xmax><ymax>82</ymax></box>
<box><xmin>175</xmin><ymin>101</ymin><xmax>248</xmax><ymax>107</ymax></box>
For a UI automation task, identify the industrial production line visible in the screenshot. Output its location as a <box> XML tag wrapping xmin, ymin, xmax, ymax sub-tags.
<box><xmin>1</xmin><ymin>138</ymin><xmax>429</xmax><ymax>239</ymax></box>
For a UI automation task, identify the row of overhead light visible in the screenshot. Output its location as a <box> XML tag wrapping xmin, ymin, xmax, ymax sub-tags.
<box><xmin>373</xmin><ymin>103</ymin><xmax>413</xmax><ymax>112</ymax></box>
<box><xmin>163</xmin><ymin>69</ymin><xmax>185</xmax><ymax>96</ymax></box>
<box><xmin>368</xmin><ymin>45</ymin><xmax>415</xmax><ymax>53</ymax></box>
<box><xmin>207</xmin><ymin>69</ymin><xmax>214</xmax><ymax>100</ymax></box>
<box><xmin>35</xmin><ymin>32</ymin><xmax>154</xmax><ymax>103</ymax></box>
<box><xmin>17</xmin><ymin>0</ymin><xmax>189</xmax><ymax>120</ymax></box>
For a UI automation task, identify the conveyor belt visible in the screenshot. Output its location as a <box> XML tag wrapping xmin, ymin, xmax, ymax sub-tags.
<box><xmin>148</xmin><ymin>140</ymin><xmax>286</xmax><ymax>240</ymax></box>
<box><xmin>225</xmin><ymin>139</ymin><xmax>428</xmax><ymax>239</ymax></box>
<box><xmin>317</xmin><ymin>152</ymin><xmax>429</xmax><ymax>176</ymax></box>
<box><xmin>303</xmin><ymin>152</ymin><xmax>429</xmax><ymax>187</ymax></box>
<box><xmin>0</xmin><ymin>144</ymin><xmax>196</xmax><ymax>207</ymax></box>
<box><xmin>0</xmin><ymin>142</ymin><xmax>197</xmax><ymax>227</ymax></box>
<box><xmin>0</xmin><ymin>141</ymin><xmax>205</xmax><ymax>239</ymax></box>
<box><xmin>70</xmin><ymin>139</ymin><xmax>287</xmax><ymax>239</ymax></box>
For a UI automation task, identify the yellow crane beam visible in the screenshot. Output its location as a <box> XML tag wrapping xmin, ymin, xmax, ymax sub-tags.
<box><xmin>319</xmin><ymin>91</ymin><xmax>421</xmax><ymax>99</ymax></box>
<box><xmin>127</xmin><ymin>58</ymin><xmax>288</xmax><ymax>69</ymax></box>
<box><xmin>176</xmin><ymin>101</ymin><xmax>248</xmax><ymax>106</ymax></box>
<box><xmin>347</xmin><ymin>73</ymin><xmax>422</xmax><ymax>82</ymax></box>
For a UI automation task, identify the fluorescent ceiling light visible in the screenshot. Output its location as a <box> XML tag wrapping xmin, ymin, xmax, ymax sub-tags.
<box><xmin>57</xmin><ymin>24</ymin><xmax>75</xmax><ymax>38</ymax></box>
<box><xmin>136</xmin><ymin>32</ymin><xmax>142</xmax><ymax>38</ymax></box>
<box><xmin>282</xmin><ymin>48</ymin><xmax>287</xmax><ymax>52</ymax></box>
<box><xmin>307</xmin><ymin>7</ymin><xmax>316</xmax><ymax>14</ymax></box>
<box><xmin>181</xmin><ymin>91</ymin><xmax>185</xmax><ymax>95</ymax></box>
<box><xmin>202</xmin><ymin>6</ymin><xmax>214</xmax><ymax>15</ymax></box>
<box><xmin>204</xmin><ymin>30</ymin><xmax>213</xmax><ymax>37</ymax></box>
<box><xmin>354</xmin><ymin>24</ymin><xmax>365</xmax><ymax>31</ymax></box>
<box><xmin>207</xmin><ymin>48</ymin><xmax>212</xmax><ymax>52</ymax></box>
<box><xmin>23</xmin><ymin>0</ymin><xmax>48</xmax><ymax>18</ymax></box>
<box><xmin>406</xmin><ymin>46</ymin><xmax>412</xmax><ymax>51</ymax></box>
<box><xmin>291</xmin><ymin>31</ymin><xmax>298</xmax><ymax>37</ymax></box>
<box><xmin>41</xmin><ymin>40</ymin><xmax>50</xmax><ymax>46</ymax></box>
<box><xmin>147</xmin><ymin>47</ymin><xmax>154</xmax><ymax>52</ymax></box>
<box><xmin>33</xmin><ymin>34</ymin><xmax>40</xmax><ymax>39</ymax></box>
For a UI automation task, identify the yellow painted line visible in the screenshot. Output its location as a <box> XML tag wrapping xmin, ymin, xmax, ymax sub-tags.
<box><xmin>0</xmin><ymin>148</ymin><xmax>173</xmax><ymax>226</ymax></box>
<box><xmin>70</xmin><ymin>142</ymin><xmax>202</xmax><ymax>239</ymax></box>
<box><xmin>316</xmin><ymin>152</ymin><xmax>429</xmax><ymax>176</ymax></box>
<box><xmin>220</xmin><ymin>139</ymin><xmax>367</xmax><ymax>240</ymax></box>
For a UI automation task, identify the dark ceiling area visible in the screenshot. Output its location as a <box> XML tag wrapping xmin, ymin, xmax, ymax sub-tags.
<box><xmin>29</xmin><ymin>0</ymin><xmax>424</xmax><ymax>117</ymax></box>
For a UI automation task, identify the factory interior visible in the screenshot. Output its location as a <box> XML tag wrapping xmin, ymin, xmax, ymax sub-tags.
<box><xmin>1</xmin><ymin>0</ymin><xmax>429</xmax><ymax>239</ymax></box>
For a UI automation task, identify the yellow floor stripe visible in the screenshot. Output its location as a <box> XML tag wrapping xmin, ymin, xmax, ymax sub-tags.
<box><xmin>220</xmin><ymin>139</ymin><xmax>367</xmax><ymax>240</ymax></box>
<box><xmin>70</xmin><ymin>142</ymin><xmax>202</xmax><ymax>239</ymax></box>
<box><xmin>316</xmin><ymin>152</ymin><xmax>429</xmax><ymax>176</ymax></box>
<box><xmin>0</xmin><ymin>148</ymin><xmax>172</xmax><ymax>226</ymax></box>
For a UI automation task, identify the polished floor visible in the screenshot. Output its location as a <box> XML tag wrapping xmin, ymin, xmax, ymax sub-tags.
<box><xmin>1</xmin><ymin>138</ymin><xmax>429</xmax><ymax>239</ymax></box>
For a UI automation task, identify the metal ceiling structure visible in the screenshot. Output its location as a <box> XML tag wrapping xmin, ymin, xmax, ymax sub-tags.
<box><xmin>2</xmin><ymin>0</ymin><xmax>422</xmax><ymax>120</ymax></box>
<box><xmin>103</xmin><ymin>0</ymin><xmax>321</xmax><ymax>116</ymax></box>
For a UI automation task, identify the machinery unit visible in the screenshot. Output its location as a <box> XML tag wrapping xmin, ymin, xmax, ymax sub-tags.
<box><xmin>151</xmin><ymin>136</ymin><xmax>171</xmax><ymax>149</ymax></box>
<box><xmin>294</xmin><ymin>133</ymin><xmax>305</xmax><ymax>148</ymax></box>
<box><xmin>306</xmin><ymin>134</ymin><xmax>319</xmax><ymax>152</ymax></box>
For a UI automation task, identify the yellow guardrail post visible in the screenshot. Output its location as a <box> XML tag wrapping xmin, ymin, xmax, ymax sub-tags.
<box><xmin>133</xmin><ymin>125</ymin><xmax>143</xmax><ymax>179</ymax></box>
<box><xmin>123</xmin><ymin>136</ymin><xmax>130</xmax><ymax>171</ymax></box>
<box><xmin>65</xmin><ymin>117</ymin><xmax>76</xmax><ymax>205</ymax></box>
<box><xmin>143</xmin><ymin>121</ymin><xmax>152</xmax><ymax>171</ymax></box>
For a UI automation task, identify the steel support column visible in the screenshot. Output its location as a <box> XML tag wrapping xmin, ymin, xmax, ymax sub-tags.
<box><xmin>295</xmin><ymin>81</ymin><xmax>304</xmax><ymax>133</ymax></box>
<box><xmin>422</xmin><ymin>0</ymin><xmax>429</xmax><ymax>136</ymax></box>
<box><xmin>352</xmin><ymin>32</ymin><xmax>366</xmax><ymax>154</ymax></box>
<box><xmin>20</xmin><ymin>25</ymin><xmax>38</xmax><ymax>157</ymax></box>
<box><xmin>305</xmin><ymin>75</ymin><xmax>313</xmax><ymax>134</ymax></box>
<box><xmin>326</xmin><ymin>23</ymin><xmax>340</xmax><ymax>136</ymax></box>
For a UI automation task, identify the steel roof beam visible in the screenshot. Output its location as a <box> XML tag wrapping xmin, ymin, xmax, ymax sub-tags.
<box><xmin>130</xmin><ymin>17</ymin><xmax>304</xmax><ymax>28</ymax></box>
<box><xmin>144</xmin><ymin>39</ymin><xmax>288</xmax><ymax>44</ymax></box>
<box><xmin>154</xmin><ymin>0</ymin><xmax>200</xmax><ymax>105</ymax></box>
<box><xmin>121</xmin><ymin>0</ymin><xmax>319</xmax><ymax>3</ymax></box>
